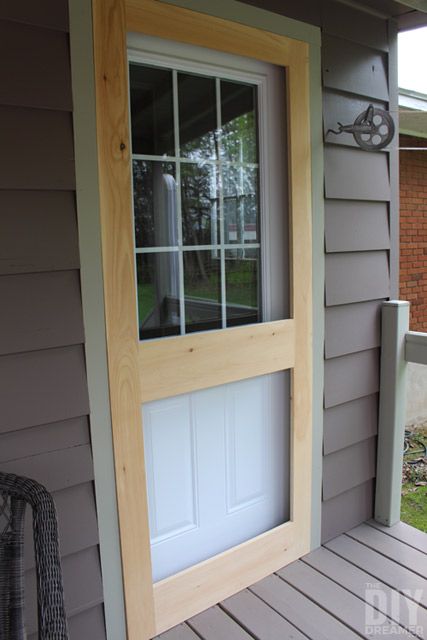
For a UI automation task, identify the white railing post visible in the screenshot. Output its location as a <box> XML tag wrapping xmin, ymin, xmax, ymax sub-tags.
<box><xmin>375</xmin><ymin>300</ymin><xmax>409</xmax><ymax>526</ymax></box>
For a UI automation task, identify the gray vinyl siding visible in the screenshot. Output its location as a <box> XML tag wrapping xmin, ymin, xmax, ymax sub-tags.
<box><xmin>325</xmin><ymin>202</ymin><xmax>390</xmax><ymax>253</ymax></box>
<box><xmin>323</xmin><ymin>395</ymin><xmax>379</xmax><ymax>455</ymax></box>
<box><xmin>325</xmin><ymin>252</ymin><xmax>390</xmax><ymax>306</ymax></box>
<box><xmin>325</xmin><ymin>301</ymin><xmax>381</xmax><ymax>359</ymax></box>
<box><xmin>0</xmin><ymin>191</ymin><xmax>80</xmax><ymax>274</ymax></box>
<box><xmin>321</xmin><ymin>480</ymin><xmax>375</xmax><ymax>543</ymax></box>
<box><xmin>324</xmin><ymin>147</ymin><xmax>390</xmax><ymax>200</ymax></box>
<box><xmin>321</xmin><ymin>7</ymin><xmax>396</xmax><ymax>540</ymax></box>
<box><xmin>0</xmin><ymin>4</ymin><xmax>106</xmax><ymax>639</ymax></box>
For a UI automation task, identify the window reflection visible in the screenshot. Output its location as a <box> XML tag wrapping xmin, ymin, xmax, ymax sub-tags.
<box><xmin>129</xmin><ymin>64</ymin><xmax>175</xmax><ymax>156</ymax></box>
<box><xmin>130</xmin><ymin>65</ymin><xmax>266</xmax><ymax>340</ymax></box>
<box><xmin>181</xmin><ymin>163</ymin><xmax>219</xmax><ymax>246</ymax></box>
<box><xmin>133</xmin><ymin>161</ymin><xmax>177</xmax><ymax>248</ymax></box>
<box><xmin>223</xmin><ymin>166</ymin><xmax>259</xmax><ymax>244</ymax></box>
<box><xmin>137</xmin><ymin>253</ymin><xmax>181</xmax><ymax>340</ymax></box>
<box><xmin>225</xmin><ymin>248</ymin><xmax>260</xmax><ymax>327</ymax></box>
<box><xmin>184</xmin><ymin>250</ymin><xmax>222</xmax><ymax>333</ymax></box>
<box><xmin>221</xmin><ymin>81</ymin><xmax>257</xmax><ymax>164</ymax></box>
<box><xmin>178</xmin><ymin>73</ymin><xmax>217</xmax><ymax>160</ymax></box>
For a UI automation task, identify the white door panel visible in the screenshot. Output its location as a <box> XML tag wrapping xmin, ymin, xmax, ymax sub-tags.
<box><xmin>143</xmin><ymin>372</ymin><xmax>289</xmax><ymax>581</ymax></box>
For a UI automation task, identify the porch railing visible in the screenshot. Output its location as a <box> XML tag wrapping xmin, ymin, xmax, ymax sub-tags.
<box><xmin>375</xmin><ymin>300</ymin><xmax>427</xmax><ymax>526</ymax></box>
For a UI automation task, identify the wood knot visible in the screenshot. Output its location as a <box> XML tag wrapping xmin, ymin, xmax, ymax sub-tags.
<box><xmin>120</xmin><ymin>142</ymin><xmax>126</xmax><ymax>151</ymax></box>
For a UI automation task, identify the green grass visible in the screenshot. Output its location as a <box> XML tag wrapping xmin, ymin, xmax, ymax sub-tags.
<box><xmin>138</xmin><ymin>283</ymin><xmax>155</xmax><ymax>321</ymax></box>
<box><xmin>401</xmin><ymin>485</ymin><xmax>427</xmax><ymax>532</ymax></box>
<box><xmin>401</xmin><ymin>424</ymin><xmax>427</xmax><ymax>533</ymax></box>
<box><xmin>185</xmin><ymin>260</ymin><xmax>257</xmax><ymax>308</ymax></box>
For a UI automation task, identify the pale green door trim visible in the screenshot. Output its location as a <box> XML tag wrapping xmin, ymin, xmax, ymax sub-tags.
<box><xmin>70</xmin><ymin>1</ymin><xmax>323</xmax><ymax>637</ymax></box>
<box><xmin>68</xmin><ymin>1</ymin><xmax>127</xmax><ymax>638</ymax></box>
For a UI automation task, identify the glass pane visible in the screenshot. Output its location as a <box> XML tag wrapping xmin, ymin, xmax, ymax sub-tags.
<box><xmin>221</xmin><ymin>81</ymin><xmax>258</xmax><ymax>164</ymax></box>
<box><xmin>181</xmin><ymin>163</ymin><xmax>219</xmax><ymax>246</ymax></box>
<box><xmin>184</xmin><ymin>250</ymin><xmax>222</xmax><ymax>333</ymax></box>
<box><xmin>225</xmin><ymin>248</ymin><xmax>260</xmax><ymax>326</ymax></box>
<box><xmin>129</xmin><ymin>64</ymin><xmax>174</xmax><ymax>156</ymax></box>
<box><xmin>133</xmin><ymin>161</ymin><xmax>177</xmax><ymax>248</ymax></box>
<box><xmin>178</xmin><ymin>73</ymin><xmax>217</xmax><ymax>160</ymax></box>
<box><xmin>223</xmin><ymin>166</ymin><xmax>259</xmax><ymax>244</ymax></box>
<box><xmin>137</xmin><ymin>253</ymin><xmax>181</xmax><ymax>340</ymax></box>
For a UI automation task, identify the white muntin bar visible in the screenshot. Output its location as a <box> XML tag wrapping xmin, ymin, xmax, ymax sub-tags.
<box><xmin>216</xmin><ymin>77</ymin><xmax>227</xmax><ymax>329</ymax></box>
<box><xmin>173</xmin><ymin>69</ymin><xmax>186</xmax><ymax>336</ymax></box>
<box><xmin>135</xmin><ymin>243</ymin><xmax>261</xmax><ymax>254</ymax></box>
<box><xmin>132</xmin><ymin>152</ymin><xmax>259</xmax><ymax>170</ymax></box>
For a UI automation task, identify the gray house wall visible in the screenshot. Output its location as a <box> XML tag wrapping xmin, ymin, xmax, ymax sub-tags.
<box><xmin>243</xmin><ymin>0</ymin><xmax>398</xmax><ymax>541</ymax></box>
<box><xmin>0</xmin><ymin>2</ymin><xmax>106</xmax><ymax>638</ymax></box>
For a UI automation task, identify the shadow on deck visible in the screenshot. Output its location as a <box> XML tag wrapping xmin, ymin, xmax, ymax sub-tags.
<box><xmin>157</xmin><ymin>520</ymin><xmax>427</xmax><ymax>639</ymax></box>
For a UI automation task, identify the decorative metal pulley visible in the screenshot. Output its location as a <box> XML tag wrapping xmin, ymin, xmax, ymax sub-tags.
<box><xmin>327</xmin><ymin>104</ymin><xmax>395</xmax><ymax>151</ymax></box>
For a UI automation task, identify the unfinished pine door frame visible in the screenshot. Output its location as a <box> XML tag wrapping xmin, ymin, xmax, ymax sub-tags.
<box><xmin>92</xmin><ymin>1</ymin><xmax>312</xmax><ymax>637</ymax></box>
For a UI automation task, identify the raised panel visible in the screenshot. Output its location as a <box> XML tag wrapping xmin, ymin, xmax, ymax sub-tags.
<box><xmin>322</xmin><ymin>35</ymin><xmax>389</xmax><ymax>101</ymax></box>
<box><xmin>324</xmin><ymin>349</ymin><xmax>379</xmax><ymax>409</ymax></box>
<box><xmin>325</xmin><ymin>252</ymin><xmax>390</xmax><ymax>307</ymax></box>
<box><xmin>0</xmin><ymin>270</ymin><xmax>84</xmax><ymax>355</ymax></box>
<box><xmin>0</xmin><ymin>346</ymin><xmax>90</xmax><ymax>432</ymax></box>
<box><xmin>325</xmin><ymin>147</ymin><xmax>390</xmax><ymax>201</ymax></box>
<box><xmin>0</xmin><ymin>191</ymin><xmax>79</xmax><ymax>275</ymax></box>
<box><xmin>0</xmin><ymin>20</ymin><xmax>72</xmax><ymax>110</ymax></box>
<box><xmin>0</xmin><ymin>106</ymin><xmax>75</xmax><ymax>190</ymax></box>
<box><xmin>325</xmin><ymin>200</ymin><xmax>390</xmax><ymax>253</ymax></box>
<box><xmin>321</xmin><ymin>480</ymin><xmax>374</xmax><ymax>543</ymax></box>
<box><xmin>324</xmin><ymin>394</ymin><xmax>378</xmax><ymax>455</ymax></box>
<box><xmin>325</xmin><ymin>300</ymin><xmax>382</xmax><ymax>359</ymax></box>
<box><xmin>143</xmin><ymin>397</ymin><xmax>197</xmax><ymax>543</ymax></box>
<box><xmin>226</xmin><ymin>377</ymin><xmax>267</xmax><ymax>513</ymax></box>
<box><xmin>322</xmin><ymin>437</ymin><xmax>376</xmax><ymax>500</ymax></box>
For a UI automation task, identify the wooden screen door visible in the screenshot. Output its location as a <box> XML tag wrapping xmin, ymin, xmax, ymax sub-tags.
<box><xmin>93</xmin><ymin>1</ymin><xmax>312</xmax><ymax>638</ymax></box>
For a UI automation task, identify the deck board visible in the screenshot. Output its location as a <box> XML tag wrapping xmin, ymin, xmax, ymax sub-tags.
<box><xmin>278</xmin><ymin>560</ymin><xmax>418</xmax><ymax>638</ymax></box>
<box><xmin>346</xmin><ymin>523</ymin><xmax>427</xmax><ymax>578</ymax></box>
<box><xmin>221</xmin><ymin>589</ymin><xmax>308</xmax><ymax>640</ymax></box>
<box><xmin>250</xmin><ymin>573</ymin><xmax>359</xmax><ymax>640</ymax></box>
<box><xmin>325</xmin><ymin>534</ymin><xmax>427</xmax><ymax>607</ymax></box>
<box><xmin>154</xmin><ymin>521</ymin><xmax>427</xmax><ymax>639</ymax></box>
<box><xmin>188</xmin><ymin>605</ymin><xmax>253</xmax><ymax>640</ymax></box>
<box><xmin>367</xmin><ymin>519</ymin><xmax>427</xmax><ymax>554</ymax></box>
<box><xmin>303</xmin><ymin>546</ymin><xmax>427</xmax><ymax>639</ymax></box>
<box><xmin>156</xmin><ymin>623</ymin><xmax>201</xmax><ymax>639</ymax></box>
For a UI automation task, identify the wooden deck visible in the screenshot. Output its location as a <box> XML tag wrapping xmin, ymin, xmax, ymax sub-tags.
<box><xmin>156</xmin><ymin>520</ymin><xmax>427</xmax><ymax>639</ymax></box>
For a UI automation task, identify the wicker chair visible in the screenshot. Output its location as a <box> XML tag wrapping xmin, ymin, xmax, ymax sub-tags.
<box><xmin>0</xmin><ymin>472</ymin><xmax>68</xmax><ymax>639</ymax></box>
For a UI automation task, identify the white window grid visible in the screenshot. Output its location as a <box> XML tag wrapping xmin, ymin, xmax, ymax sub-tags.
<box><xmin>131</xmin><ymin>66</ymin><xmax>262</xmax><ymax>336</ymax></box>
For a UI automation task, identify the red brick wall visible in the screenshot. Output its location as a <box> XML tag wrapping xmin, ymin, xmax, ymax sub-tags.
<box><xmin>400</xmin><ymin>134</ymin><xmax>427</xmax><ymax>331</ymax></box>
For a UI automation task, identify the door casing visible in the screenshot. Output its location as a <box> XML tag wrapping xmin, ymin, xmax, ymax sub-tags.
<box><xmin>92</xmin><ymin>1</ymin><xmax>313</xmax><ymax>637</ymax></box>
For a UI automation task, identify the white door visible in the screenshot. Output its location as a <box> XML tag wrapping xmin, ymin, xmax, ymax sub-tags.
<box><xmin>128</xmin><ymin>35</ymin><xmax>291</xmax><ymax>582</ymax></box>
<box><xmin>143</xmin><ymin>372</ymin><xmax>289</xmax><ymax>581</ymax></box>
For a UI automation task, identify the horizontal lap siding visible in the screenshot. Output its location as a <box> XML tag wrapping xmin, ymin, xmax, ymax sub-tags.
<box><xmin>321</xmin><ymin>9</ymin><xmax>395</xmax><ymax>541</ymax></box>
<box><xmin>0</xmin><ymin>4</ymin><xmax>106</xmax><ymax>638</ymax></box>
